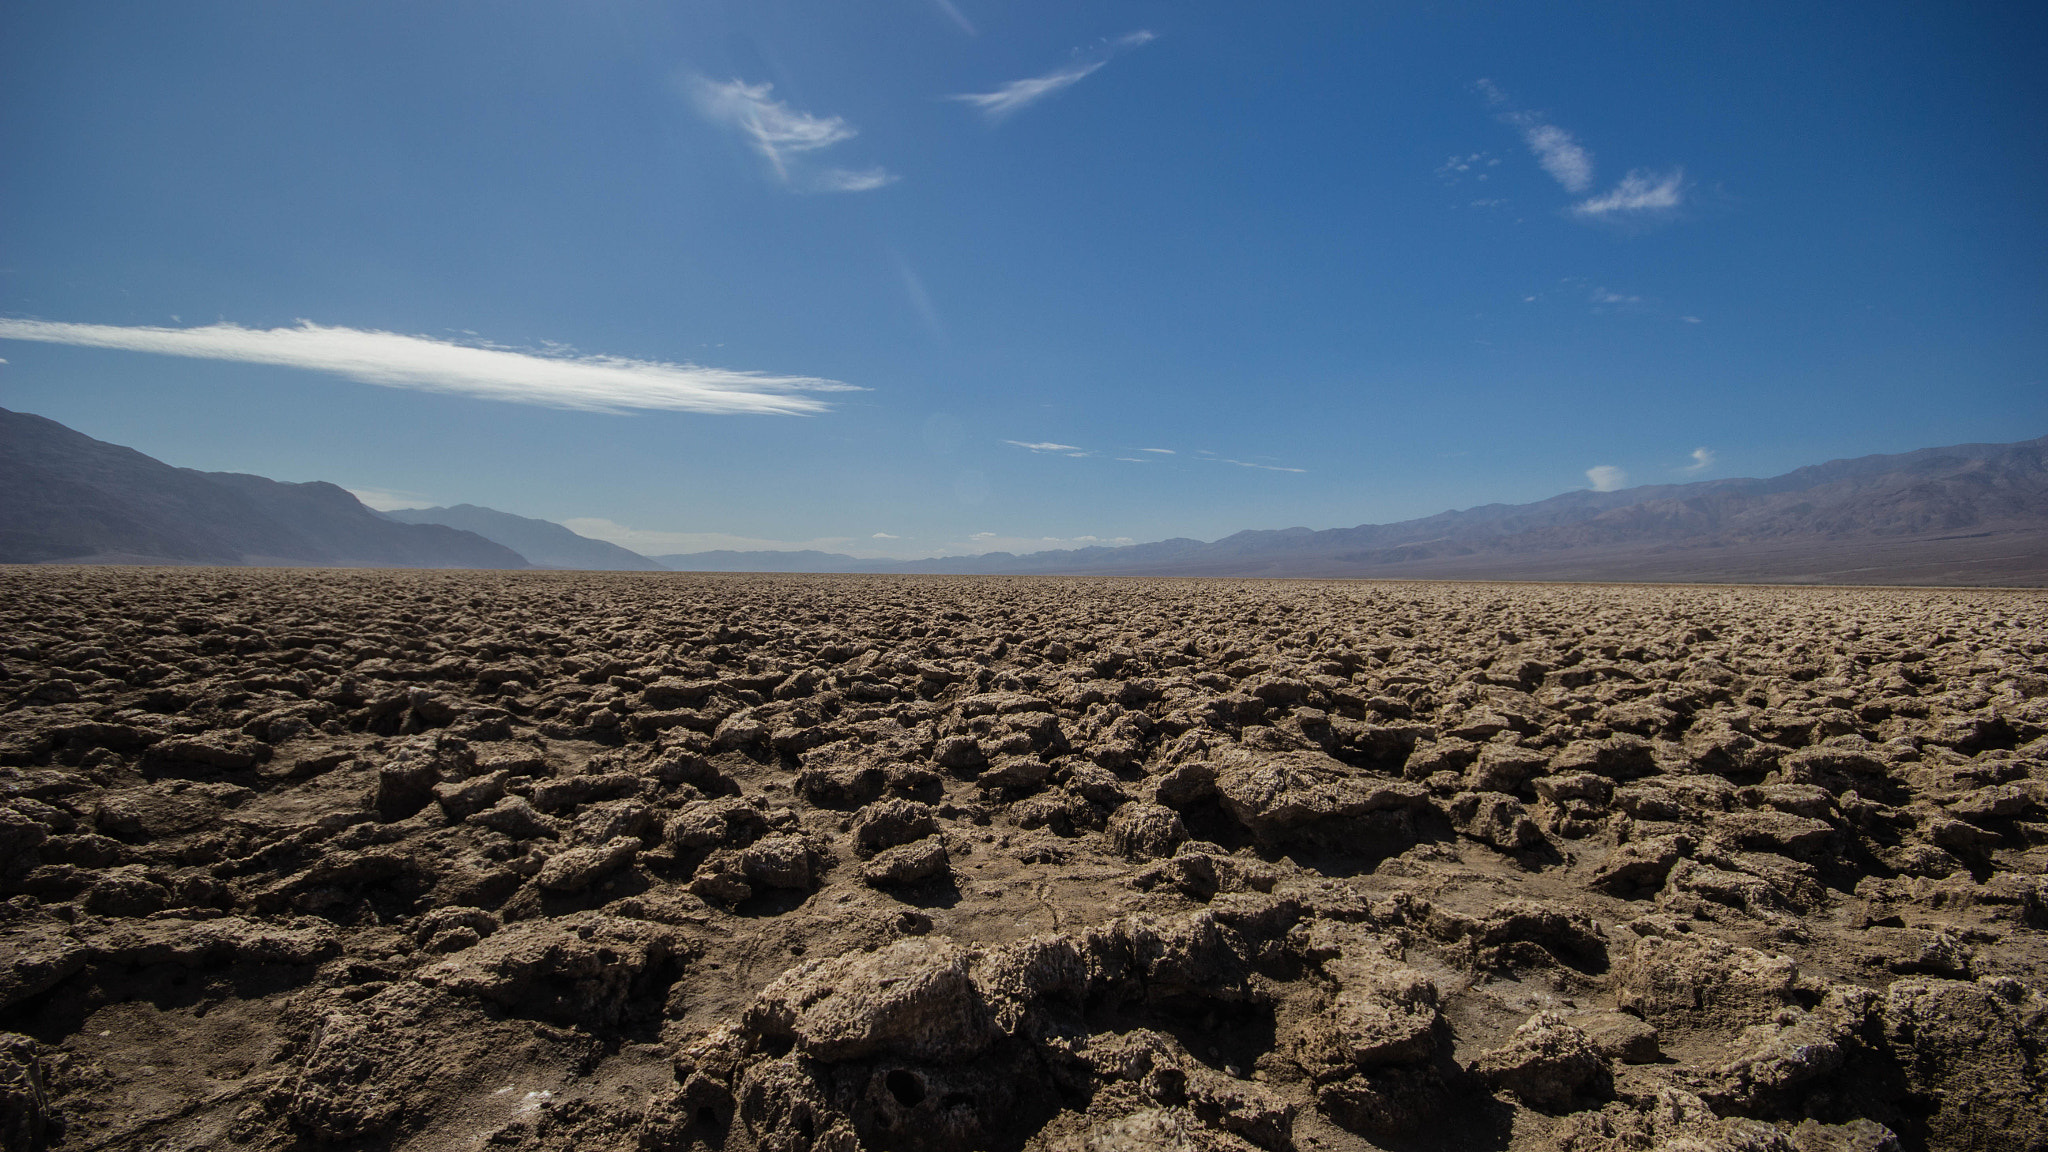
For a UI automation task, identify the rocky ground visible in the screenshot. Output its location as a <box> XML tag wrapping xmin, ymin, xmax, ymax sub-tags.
<box><xmin>1</xmin><ymin>568</ymin><xmax>2045</xmax><ymax>1152</ymax></box>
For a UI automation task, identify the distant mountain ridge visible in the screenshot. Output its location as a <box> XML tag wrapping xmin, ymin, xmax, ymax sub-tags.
<box><xmin>383</xmin><ymin>505</ymin><xmax>665</xmax><ymax>570</ymax></box>
<box><xmin>656</xmin><ymin>435</ymin><xmax>2048</xmax><ymax>586</ymax></box>
<box><xmin>0</xmin><ymin>407</ymin><xmax>527</xmax><ymax>568</ymax></box>
<box><xmin>4</xmin><ymin>406</ymin><xmax>2041</xmax><ymax>584</ymax></box>
<box><xmin>649</xmin><ymin>550</ymin><xmax>897</xmax><ymax>573</ymax></box>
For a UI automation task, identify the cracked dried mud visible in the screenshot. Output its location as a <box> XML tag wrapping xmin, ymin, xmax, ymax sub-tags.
<box><xmin>1</xmin><ymin>568</ymin><xmax>2045</xmax><ymax>1152</ymax></box>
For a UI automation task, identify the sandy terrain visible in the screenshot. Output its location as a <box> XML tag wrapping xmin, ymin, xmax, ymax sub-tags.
<box><xmin>1</xmin><ymin>567</ymin><xmax>2044</xmax><ymax>1152</ymax></box>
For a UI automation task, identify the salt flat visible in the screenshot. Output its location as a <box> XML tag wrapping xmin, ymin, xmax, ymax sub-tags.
<box><xmin>1</xmin><ymin>568</ymin><xmax>2044</xmax><ymax>1151</ymax></box>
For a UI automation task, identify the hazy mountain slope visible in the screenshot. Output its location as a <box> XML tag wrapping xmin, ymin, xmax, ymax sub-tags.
<box><xmin>1</xmin><ymin>408</ymin><xmax>312</xmax><ymax>564</ymax></box>
<box><xmin>661</xmin><ymin>435</ymin><xmax>2047</xmax><ymax>585</ymax></box>
<box><xmin>385</xmin><ymin>505</ymin><xmax>666</xmax><ymax>570</ymax></box>
<box><xmin>198</xmin><ymin>475</ymin><xmax>532</xmax><ymax>569</ymax></box>
<box><xmin>8</xmin><ymin>404</ymin><xmax>2039</xmax><ymax>583</ymax></box>
<box><xmin>0</xmin><ymin>407</ymin><xmax>529</xmax><ymax>568</ymax></box>
<box><xmin>651</xmin><ymin>550</ymin><xmax>900</xmax><ymax>573</ymax></box>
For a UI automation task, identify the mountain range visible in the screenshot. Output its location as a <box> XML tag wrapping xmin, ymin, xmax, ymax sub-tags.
<box><xmin>380</xmin><ymin>504</ymin><xmax>664</xmax><ymax>571</ymax></box>
<box><xmin>3</xmin><ymin>405</ymin><xmax>2042</xmax><ymax>584</ymax></box>
<box><xmin>0</xmin><ymin>407</ymin><xmax>527</xmax><ymax>568</ymax></box>
<box><xmin>654</xmin><ymin>435</ymin><xmax>2048</xmax><ymax>586</ymax></box>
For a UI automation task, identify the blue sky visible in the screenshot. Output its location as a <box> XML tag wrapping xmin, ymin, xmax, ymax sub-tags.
<box><xmin>2</xmin><ymin>1</ymin><xmax>2043</xmax><ymax>559</ymax></box>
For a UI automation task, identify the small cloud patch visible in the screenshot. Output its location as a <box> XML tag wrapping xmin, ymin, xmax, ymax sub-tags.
<box><xmin>1585</xmin><ymin>465</ymin><xmax>1628</xmax><ymax>492</ymax></box>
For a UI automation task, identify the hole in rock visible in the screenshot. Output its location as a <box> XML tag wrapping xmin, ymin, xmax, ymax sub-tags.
<box><xmin>1169</xmin><ymin>796</ymin><xmax>1252</xmax><ymax>852</ymax></box>
<box><xmin>886</xmin><ymin>1069</ymin><xmax>926</xmax><ymax>1107</ymax></box>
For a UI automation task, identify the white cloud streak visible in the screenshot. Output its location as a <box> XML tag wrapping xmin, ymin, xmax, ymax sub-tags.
<box><xmin>1196</xmin><ymin>451</ymin><xmax>1306</xmax><ymax>474</ymax></box>
<box><xmin>1586</xmin><ymin>465</ymin><xmax>1628</xmax><ymax>492</ymax></box>
<box><xmin>1135</xmin><ymin>447</ymin><xmax>1175</xmax><ymax>454</ymax></box>
<box><xmin>1005</xmin><ymin>439</ymin><xmax>1086</xmax><ymax>454</ymax></box>
<box><xmin>1477</xmin><ymin>81</ymin><xmax>1593</xmax><ymax>193</ymax></box>
<box><xmin>951</xmin><ymin>31</ymin><xmax>1155</xmax><ymax>121</ymax></box>
<box><xmin>1514</xmin><ymin>119</ymin><xmax>1594</xmax><ymax>194</ymax></box>
<box><xmin>815</xmin><ymin>166</ymin><xmax>898</xmax><ymax>193</ymax></box>
<box><xmin>930</xmin><ymin>0</ymin><xmax>976</xmax><ymax>35</ymax></box>
<box><xmin>690</xmin><ymin>78</ymin><xmax>893</xmax><ymax>193</ymax></box>
<box><xmin>0</xmin><ymin>318</ymin><xmax>858</xmax><ymax>415</ymax></box>
<box><xmin>954</xmin><ymin>60</ymin><xmax>1107</xmax><ymax>119</ymax></box>
<box><xmin>1479</xmin><ymin>80</ymin><xmax>1687</xmax><ymax>217</ymax></box>
<box><xmin>892</xmin><ymin>252</ymin><xmax>945</xmax><ymax>342</ymax></box>
<box><xmin>1590</xmin><ymin>288</ymin><xmax>1644</xmax><ymax>305</ymax></box>
<box><xmin>1681</xmin><ymin>447</ymin><xmax>1715</xmax><ymax>473</ymax></box>
<box><xmin>1574</xmin><ymin>168</ymin><xmax>1685</xmax><ymax>216</ymax></box>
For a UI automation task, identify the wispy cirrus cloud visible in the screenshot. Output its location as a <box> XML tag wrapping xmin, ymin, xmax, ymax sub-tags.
<box><xmin>929</xmin><ymin>0</ymin><xmax>976</xmax><ymax>35</ymax></box>
<box><xmin>813</xmin><ymin>166</ymin><xmax>898</xmax><ymax>193</ymax></box>
<box><xmin>953</xmin><ymin>60</ymin><xmax>1107</xmax><ymax>120</ymax></box>
<box><xmin>1007</xmin><ymin>436</ymin><xmax>1105</xmax><ymax>455</ymax></box>
<box><xmin>0</xmin><ymin>318</ymin><xmax>858</xmax><ymax>415</ymax></box>
<box><xmin>1478</xmin><ymin>79</ymin><xmax>1593</xmax><ymax>194</ymax></box>
<box><xmin>1573</xmin><ymin>168</ymin><xmax>1684</xmax><ymax>217</ymax></box>
<box><xmin>1586</xmin><ymin>285</ymin><xmax>1656</xmax><ymax>315</ymax></box>
<box><xmin>951</xmin><ymin>31</ymin><xmax>1156</xmax><ymax>121</ymax></box>
<box><xmin>1006</xmin><ymin>440</ymin><xmax>1297</xmax><ymax>470</ymax></box>
<box><xmin>1515</xmin><ymin>121</ymin><xmax>1595</xmax><ymax>194</ymax></box>
<box><xmin>1680</xmin><ymin>447</ymin><xmax>1716</xmax><ymax>473</ymax></box>
<box><xmin>1476</xmin><ymin>79</ymin><xmax>1684</xmax><ymax>219</ymax></box>
<box><xmin>690</xmin><ymin>77</ymin><xmax>895</xmax><ymax>193</ymax></box>
<box><xmin>1196</xmin><ymin>450</ymin><xmax>1306</xmax><ymax>474</ymax></box>
<box><xmin>1586</xmin><ymin>465</ymin><xmax>1628</xmax><ymax>492</ymax></box>
<box><xmin>1435</xmin><ymin>151</ymin><xmax>1501</xmax><ymax>185</ymax></box>
<box><xmin>1004</xmin><ymin>439</ymin><xmax>1087</xmax><ymax>455</ymax></box>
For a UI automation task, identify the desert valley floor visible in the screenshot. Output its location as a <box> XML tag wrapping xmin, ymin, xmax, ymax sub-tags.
<box><xmin>1</xmin><ymin>568</ymin><xmax>2045</xmax><ymax>1152</ymax></box>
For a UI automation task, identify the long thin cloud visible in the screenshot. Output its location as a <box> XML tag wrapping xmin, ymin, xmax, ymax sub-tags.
<box><xmin>930</xmin><ymin>0</ymin><xmax>976</xmax><ymax>35</ymax></box>
<box><xmin>952</xmin><ymin>31</ymin><xmax>1156</xmax><ymax>121</ymax></box>
<box><xmin>690</xmin><ymin>78</ymin><xmax>893</xmax><ymax>192</ymax></box>
<box><xmin>0</xmin><ymin>319</ymin><xmax>859</xmax><ymax>415</ymax></box>
<box><xmin>814</xmin><ymin>166</ymin><xmax>898</xmax><ymax>193</ymax></box>
<box><xmin>1196</xmin><ymin>450</ymin><xmax>1305</xmax><ymax>474</ymax></box>
<box><xmin>1574</xmin><ymin>168</ymin><xmax>1684</xmax><ymax>216</ymax></box>
<box><xmin>1005</xmin><ymin>439</ymin><xmax>1089</xmax><ymax>457</ymax></box>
